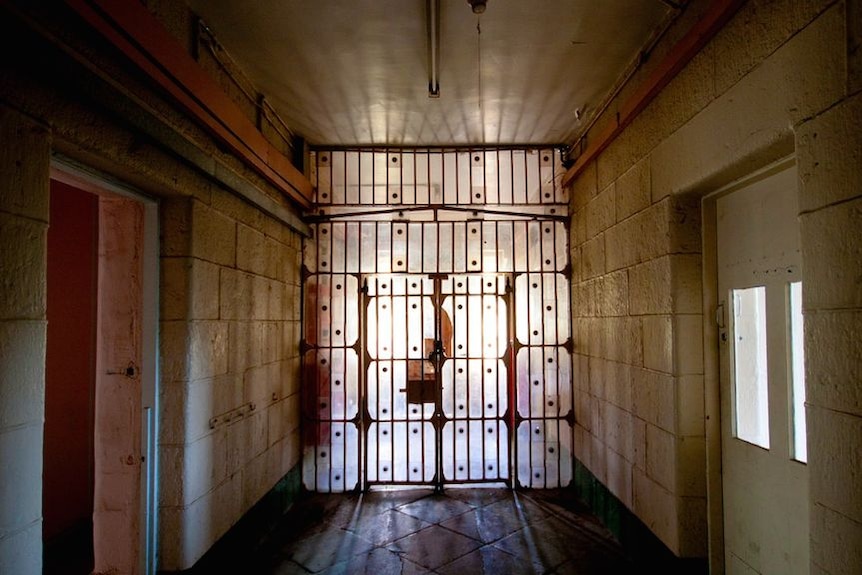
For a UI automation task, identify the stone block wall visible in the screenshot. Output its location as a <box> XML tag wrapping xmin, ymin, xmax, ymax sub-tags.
<box><xmin>158</xmin><ymin>191</ymin><xmax>303</xmax><ymax>570</ymax></box>
<box><xmin>568</xmin><ymin>0</ymin><xmax>859</xmax><ymax>567</ymax></box>
<box><xmin>0</xmin><ymin>106</ymin><xmax>50</xmax><ymax>575</ymax></box>
<box><xmin>571</xmin><ymin>155</ymin><xmax>706</xmax><ymax>556</ymax></box>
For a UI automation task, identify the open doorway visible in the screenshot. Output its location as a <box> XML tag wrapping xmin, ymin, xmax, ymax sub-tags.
<box><xmin>43</xmin><ymin>164</ymin><xmax>159</xmax><ymax>574</ymax></box>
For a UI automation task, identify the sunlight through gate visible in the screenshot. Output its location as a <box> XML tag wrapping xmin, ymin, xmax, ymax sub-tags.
<box><xmin>302</xmin><ymin>148</ymin><xmax>573</xmax><ymax>491</ymax></box>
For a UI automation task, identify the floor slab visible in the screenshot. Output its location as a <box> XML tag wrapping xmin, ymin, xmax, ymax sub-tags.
<box><xmin>253</xmin><ymin>488</ymin><xmax>633</xmax><ymax>574</ymax></box>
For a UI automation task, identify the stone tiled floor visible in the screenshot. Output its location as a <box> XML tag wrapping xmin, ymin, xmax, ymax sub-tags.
<box><xmin>251</xmin><ymin>488</ymin><xmax>633</xmax><ymax>574</ymax></box>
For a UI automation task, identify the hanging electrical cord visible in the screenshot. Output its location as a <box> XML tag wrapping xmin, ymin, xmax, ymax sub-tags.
<box><xmin>476</xmin><ymin>14</ymin><xmax>482</xmax><ymax>113</ymax></box>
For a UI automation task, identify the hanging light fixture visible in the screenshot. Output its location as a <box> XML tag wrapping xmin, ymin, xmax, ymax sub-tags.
<box><xmin>427</xmin><ymin>0</ymin><xmax>441</xmax><ymax>97</ymax></box>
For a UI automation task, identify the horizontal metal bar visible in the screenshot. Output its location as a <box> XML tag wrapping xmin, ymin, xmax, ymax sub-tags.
<box><xmin>308</xmin><ymin>205</ymin><xmax>569</xmax><ymax>222</ymax></box>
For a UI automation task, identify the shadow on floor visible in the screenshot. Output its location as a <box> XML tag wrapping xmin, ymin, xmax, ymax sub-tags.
<box><xmin>246</xmin><ymin>487</ymin><xmax>635</xmax><ymax>574</ymax></box>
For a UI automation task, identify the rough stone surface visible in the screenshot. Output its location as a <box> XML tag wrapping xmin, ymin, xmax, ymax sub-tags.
<box><xmin>797</xmin><ymin>92</ymin><xmax>862</xmax><ymax>212</ymax></box>
<box><xmin>0</xmin><ymin>321</ymin><xmax>45</xmax><ymax>429</ymax></box>
<box><xmin>800</xmin><ymin>198</ymin><xmax>862</xmax><ymax>311</ymax></box>
<box><xmin>0</xmin><ymin>214</ymin><xmax>46</xmax><ymax>320</ymax></box>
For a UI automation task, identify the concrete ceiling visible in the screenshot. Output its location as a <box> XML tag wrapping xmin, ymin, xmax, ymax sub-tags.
<box><xmin>185</xmin><ymin>0</ymin><xmax>674</xmax><ymax>147</ymax></box>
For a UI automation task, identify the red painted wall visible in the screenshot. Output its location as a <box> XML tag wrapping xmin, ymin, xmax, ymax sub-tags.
<box><xmin>44</xmin><ymin>180</ymin><xmax>98</xmax><ymax>546</ymax></box>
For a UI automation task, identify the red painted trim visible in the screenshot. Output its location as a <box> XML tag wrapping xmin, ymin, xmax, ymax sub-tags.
<box><xmin>63</xmin><ymin>0</ymin><xmax>313</xmax><ymax>208</ymax></box>
<box><xmin>562</xmin><ymin>0</ymin><xmax>746</xmax><ymax>188</ymax></box>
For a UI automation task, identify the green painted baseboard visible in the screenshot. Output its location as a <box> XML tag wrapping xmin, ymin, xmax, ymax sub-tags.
<box><xmin>171</xmin><ymin>465</ymin><xmax>303</xmax><ymax>574</ymax></box>
<box><xmin>572</xmin><ymin>459</ymin><xmax>707</xmax><ymax>573</ymax></box>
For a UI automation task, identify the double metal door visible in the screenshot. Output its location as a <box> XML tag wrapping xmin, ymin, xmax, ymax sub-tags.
<box><xmin>364</xmin><ymin>273</ymin><xmax>512</xmax><ymax>489</ymax></box>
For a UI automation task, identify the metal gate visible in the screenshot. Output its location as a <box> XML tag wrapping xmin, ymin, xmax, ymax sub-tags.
<box><xmin>364</xmin><ymin>273</ymin><xmax>511</xmax><ymax>489</ymax></box>
<box><xmin>302</xmin><ymin>148</ymin><xmax>573</xmax><ymax>492</ymax></box>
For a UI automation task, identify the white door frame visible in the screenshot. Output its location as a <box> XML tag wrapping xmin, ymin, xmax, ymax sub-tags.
<box><xmin>702</xmin><ymin>155</ymin><xmax>807</xmax><ymax>574</ymax></box>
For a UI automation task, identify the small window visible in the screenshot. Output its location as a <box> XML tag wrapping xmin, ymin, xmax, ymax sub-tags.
<box><xmin>789</xmin><ymin>281</ymin><xmax>807</xmax><ymax>462</ymax></box>
<box><xmin>731</xmin><ymin>286</ymin><xmax>770</xmax><ymax>448</ymax></box>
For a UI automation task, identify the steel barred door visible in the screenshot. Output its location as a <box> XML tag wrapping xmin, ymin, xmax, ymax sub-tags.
<box><xmin>302</xmin><ymin>148</ymin><xmax>573</xmax><ymax>492</ymax></box>
<box><xmin>364</xmin><ymin>273</ymin><xmax>511</xmax><ymax>489</ymax></box>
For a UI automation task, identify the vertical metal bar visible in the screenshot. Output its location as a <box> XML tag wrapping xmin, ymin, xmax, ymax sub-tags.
<box><xmin>434</xmin><ymin>275</ymin><xmax>444</xmax><ymax>491</ymax></box>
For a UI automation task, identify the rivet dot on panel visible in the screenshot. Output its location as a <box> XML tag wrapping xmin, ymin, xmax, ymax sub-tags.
<box><xmin>335</xmin><ymin>329</ymin><xmax>341</xmax><ymax>336</ymax></box>
<box><xmin>397</xmin><ymin>260</ymin><xmax>403</xmax><ymax>266</ymax></box>
<box><xmin>471</xmin><ymin>228</ymin><xmax>477</xmax><ymax>234</ymax></box>
<box><xmin>322</xmin><ymin>305</ymin><xmax>328</xmax><ymax>311</ymax></box>
<box><xmin>320</xmin><ymin>451</ymin><xmax>327</xmax><ymax>458</ymax></box>
<box><xmin>412</xmin><ymin>303</ymin><xmax>417</xmax><ymax>309</ymax></box>
<box><xmin>547</xmin><ymin>357</ymin><xmax>553</xmax><ymax>364</ymax></box>
<box><xmin>459</xmin><ymin>466</ymin><xmax>464</xmax><ymax>472</ymax></box>
<box><xmin>383</xmin><ymin>466</ymin><xmax>389</xmax><ymax>472</ymax></box>
<box><xmin>320</xmin><ymin>402</ymin><xmax>327</xmax><ymax>409</ymax></box>
<box><xmin>533</xmin><ymin>330</ymin><xmax>539</xmax><ymax>336</ymax></box>
<box><xmin>533</xmin><ymin>380</ymin><xmax>539</xmax><ymax>386</ymax></box>
<box><xmin>335</xmin><ymin>431</ymin><xmax>341</xmax><ymax>437</ymax></box>
<box><xmin>322</xmin><ymin>261</ymin><xmax>328</xmax><ymax>267</ymax></box>
<box><xmin>392</xmin><ymin>193</ymin><xmax>399</xmax><ymax>199</ymax></box>
<box><xmin>459</xmin><ymin>404</ymin><xmax>464</xmax><ymax>410</ymax></box>
<box><xmin>532</xmin><ymin>283</ymin><xmax>538</xmax><ymax>288</ymax></box>
<box><xmin>548</xmin><ymin>446</ymin><xmax>555</xmax><ymax>454</ymax></box>
<box><xmin>545</xmin><ymin>259</ymin><xmax>551</xmax><ymax>265</ymax></box>
<box><xmin>397</xmin><ymin>228</ymin><xmax>403</xmax><ymax>235</ymax></box>
<box><xmin>321</xmin><ymin>358</ymin><xmax>327</xmax><ymax>365</ymax></box>
<box><xmin>486</xmin><ymin>368</ymin><xmax>492</xmax><ymax>373</ymax></box>
<box><xmin>546</xmin><ymin>305</ymin><xmax>552</xmax><ymax>311</ymax></box>
<box><xmin>382</xmin><ymin>429</ymin><xmax>388</xmax><ymax>435</ymax></box>
<box><xmin>412</xmin><ymin>428</ymin><xmax>418</xmax><ymax>434</ymax></box>
<box><xmin>382</xmin><ymin>366</ymin><xmax>388</xmax><ymax>372</ymax></box>
<box><xmin>336</xmin><ymin>284</ymin><xmax>342</xmax><ymax>290</ymax></box>
<box><xmin>335</xmin><ymin>474</ymin><xmax>341</xmax><ymax>481</ymax></box>
<box><xmin>471</xmin><ymin>260</ymin><xmax>478</xmax><ymax>266</ymax></box>
<box><xmin>413</xmin><ymin>468</ymin><xmax>418</xmax><ymax>473</ymax></box>
<box><xmin>382</xmin><ymin>408</ymin><xmax>388</xmax><ymax>414</ymax></box>
<box><xmin>458</xmin><ymin>428</ymin><xmax>464</xmax><ymax>434</ymax></box>
<box><xmin>335</xmin><ymin>380</ymin><xmax>341</xmax><ymax>386</ymax></box>
<box><xmin>322</xmin><ymin>228</ymin><xmax>328</xmax><ymax>234</ymax></box>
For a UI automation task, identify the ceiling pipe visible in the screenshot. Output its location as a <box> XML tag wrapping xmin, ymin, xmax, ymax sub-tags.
<box><xmin>427</xmin><ymin>0</ymin><xmax>440</xmax><ymax>97</ymax></box>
